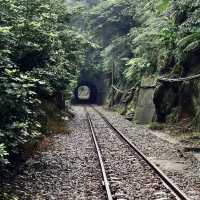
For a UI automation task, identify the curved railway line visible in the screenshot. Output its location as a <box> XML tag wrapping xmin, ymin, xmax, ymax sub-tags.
<box><xmin>85</xmin><ymin>105</ymin><xmax>190</xmax><ymax>200</ymax></box>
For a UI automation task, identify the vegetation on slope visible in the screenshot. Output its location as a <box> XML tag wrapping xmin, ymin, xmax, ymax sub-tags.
<box><xmin>0</xmin><ymin>0</ymin><xmax>90</xmax><ymax>164</ymax></box>
<box><xmin>78</xmin><ymin>0</ymin><xmax>200</xmax><ymax>126</ymax></box>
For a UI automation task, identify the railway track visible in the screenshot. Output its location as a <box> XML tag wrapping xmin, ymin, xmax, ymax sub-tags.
<box><xmin>85</xmin><ymin>106</ymin><xmax>190</xmax><ymax>200</ymax></box>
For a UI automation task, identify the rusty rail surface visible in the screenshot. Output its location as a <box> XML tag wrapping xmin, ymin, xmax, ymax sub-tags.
<box><xmin>91</xmin><ymin>106</ymin><xmax>190</xmax><ymax>200</ymax></box>
<box><xmin>85</xmin><ymin>107</ymin><xmax>113</xmax><ymax>200</ymax></box>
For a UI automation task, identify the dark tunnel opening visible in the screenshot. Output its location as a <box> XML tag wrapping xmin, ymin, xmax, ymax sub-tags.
<box><xmin>73</xmin><ymin>81</ymin><xmax>98</xmax><ymax>104</ymax></box>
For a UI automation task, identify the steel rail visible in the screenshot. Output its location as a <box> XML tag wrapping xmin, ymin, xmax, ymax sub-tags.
<box><xmin>91</xmin><ymin>106</ymin><xmax>190</xmax><ymax>200</ymax></box>
<box><xmin>85</xmin><ymin>108</ymin><xmax>113</xmax><ymax>200</ymax></box>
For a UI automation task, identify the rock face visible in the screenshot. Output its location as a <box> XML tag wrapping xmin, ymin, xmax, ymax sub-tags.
<box><xmin>107</xmin><ymin>76</ymin><xmax>157</xmax><ymax>124</ymax></box>
<box><xmin>107</xmin><ymin>70</ymin><xmax>200</xmax><ymax>128</ymax></box>
<box><xmin>153</xmin><ymin>82</ymin><xmax>180</xmax><ymax>123</ymax></box>
<box><xmin>107</xmin><ymin>74</ymin><xmax>200</xmax><ymax>129</ymax></box>
<box><xmin>153</xmin><ymin>78</ymin><xmax>200</xmax><ymax>128</ymax></box>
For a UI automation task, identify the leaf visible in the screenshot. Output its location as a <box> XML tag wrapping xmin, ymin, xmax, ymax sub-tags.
<box><xmin>5</xmin><ymin>68</ymin><xmax>16</xmax><ymax>75</ymax></box>
<box><xmin>38</xmin><ymin>80</ymin><xmax>46</xmax><ymax>85</ymax></box>
<box><xmin>5</xmin><ymin>89</ymin><xmax>14</xmax><ymax>95</ymax></box>
<box><xmin>0</xmin><ymin>26</ymin><xmax>11</xmax><ymax>34</ymax></box>
<box><xmin>178</xmin><ymin>32</ymin><xmax>200</xmax><ymax>49</ymax></box>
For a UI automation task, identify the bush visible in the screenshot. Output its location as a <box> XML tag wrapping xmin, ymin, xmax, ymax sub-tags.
<box><xmin>0</xmin><ymin>0</ymin><xmax>89</xmax><ymax>163</ymax></box>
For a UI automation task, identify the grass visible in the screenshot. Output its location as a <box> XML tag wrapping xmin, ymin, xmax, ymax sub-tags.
<box><xmin>164</xmin><ymin>123</ymin><xmax>200</xmax><ymax>146</ymax></box>
<box><xmin>179</xmin><ymin>132</ymin><xmax>200</xmax><ymax>146</ymax></box>
<box><xmin>148</xmin><ymin>122</ymin><xmax>165</xmax><ymax>130</ymax></box>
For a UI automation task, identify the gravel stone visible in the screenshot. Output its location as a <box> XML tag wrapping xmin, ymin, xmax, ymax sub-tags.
<box><xmin>87</xmin><ymin>106</ymin><xmax>177</xmax><ymax>200</ymax></box>
<box><xmin>2</xmin><ymin>106</ymin><xmax>106</xmax><ymax>200</ymax></box>
<box><xmin>2</xmin><ymin>105</ymin><xmax>200</xmax><ymax>200</ymax></box>
<box><xmin>95</xmin><ymin>106</ymin><xmax>200</xmax><ymax>200</ymax></box>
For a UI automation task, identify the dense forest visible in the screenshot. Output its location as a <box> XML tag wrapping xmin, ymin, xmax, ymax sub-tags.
<box><xmin>1</xmin><ymin>0</ymin><xmax>200</xmax><ymax>172</ymax></box>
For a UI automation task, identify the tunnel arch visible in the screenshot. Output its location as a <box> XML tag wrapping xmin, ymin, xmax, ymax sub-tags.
<box><xmin>73</xmin><ymin>81</ymin><xmax>98</xmax><ymax>104</ymax></box>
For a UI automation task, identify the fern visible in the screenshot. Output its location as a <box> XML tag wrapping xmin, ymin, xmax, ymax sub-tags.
<box><xmin>177</xmin><ymin>32</ymin><xmax>200</xmax><ymax>49</ymax></box>
<box><xmin>184</xmin><ymin>40</ymin><xmax>200</xmax><ymax>53</ymax></box>
<box><xmin>124</xmin><ymin>58</ymin><xmax>151</xmax><ymax>81</ymax></box>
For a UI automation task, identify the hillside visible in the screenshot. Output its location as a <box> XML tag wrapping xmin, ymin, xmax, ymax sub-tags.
<box><xmin>73</xmin><ymin>0</ymin><xmax>200</xmax><ymax>128</ymax></box>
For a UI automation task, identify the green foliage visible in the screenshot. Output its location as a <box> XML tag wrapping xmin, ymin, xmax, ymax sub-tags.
<box><xmin>155</xmin><ymin>0</ymin><xmax>170</xmax><ymax>14</ymax></box>
<box><xmin>86</xmin><ymin>0</ymin><xmax>136</xmax><ymax>46</ymax></box>
<box><xmin>101</xmin><ymin>36</ymin><xmax>132</xmax><ymax>76</ymax></box>
<box><xmin>79</xmin><ymin>0</ymin><xmax>200</xmax><ymax>128</ymax></box>
<box><xmin>177</xmin><ymin>32</ymin><xmax>200</xmax><ymax>49</ymax></box>
<box><xmin>80</xmin><ymin>0</ymin><xmax>178</xmax><ymax>83</ymax></box>
<box><xmin>83</xmin><ymin>0</ymin><xmax>200</xmax><ymax>85</ymax></box>
<box><xmin>123</xmin><ymin>58</ymin><xmax>151</xmax><ymax>82</ymax></box>
<box><xmin>0</xmin><ymin>68</ymin><xmax>42</xmax><ymax>154</ymax></box>
<box><xmin>0</xmin><ymin>0</ymin><xmax>89</xmax><ymax>163</ymax></box>
<box><xmin>81</xmin><ymin>0</ymin><xmax>137</xmax><ymax>81</ymax></box>
<box><xmin>148</xmin><ymin>122</ymin><xmax>165</xmax><ymax>130</ymax></box>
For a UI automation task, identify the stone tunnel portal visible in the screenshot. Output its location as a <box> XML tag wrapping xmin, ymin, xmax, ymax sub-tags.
<box><xmin>73</xmin><ymin>81</ymin><xmax>98</xmax><ymax>104</ymax></box>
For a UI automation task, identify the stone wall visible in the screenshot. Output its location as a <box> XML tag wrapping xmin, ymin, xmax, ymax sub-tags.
<box><xmin>134</xmin><ymin>88</ymin><xmax>155</xmax><ymax>124</ymax></box>
<box><xmin>134</xmin><ymin>76</ymin><xmax>156</xmax><ymax>124</ymax></box>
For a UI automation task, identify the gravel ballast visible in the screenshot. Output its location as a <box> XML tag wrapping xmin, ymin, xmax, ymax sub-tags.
<box><xmin>95</xmin><ymin>106</ymin><xmax>200</xmax><ymax>200</ymax></box>
<box><xmin>1</xmin><ymin>105</ymin><xmax>200</xmax><ymax>199</ymax></box>
<box><xmin>1</xmin><ymin>106</ymin><xmax>106</xmax><ymax>200</ymax></box>
<box><xmin>87</xmin><ymin>106</ymin><xmax>178</xmax><ymax>200</ymax></box>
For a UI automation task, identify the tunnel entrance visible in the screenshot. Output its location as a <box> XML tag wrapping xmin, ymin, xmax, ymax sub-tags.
<box><xmin>73</xmin><ymin>82</ymin><xmax>98</xmax><ymax>104</ymax></box>
<box><xmin>78</xmin><ymin>86</ymin><xmax>91</xmax><ymax>100</ymax></box>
